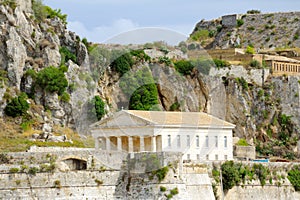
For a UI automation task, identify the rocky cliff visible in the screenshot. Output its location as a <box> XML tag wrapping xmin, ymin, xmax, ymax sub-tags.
<box><xmin>0</xmin><ymin>0</ymin><xmax>95</xmax><ymax>143</ymax></box>
<box><xmin>190</xmin><ymin>11</ymin><xmax>300</xmax><ymax>49</ymax></box>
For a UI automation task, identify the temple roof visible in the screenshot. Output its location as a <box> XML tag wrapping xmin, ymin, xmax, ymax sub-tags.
<box><xmin>90</xmin><ymin>110</ymin><xmax>235</xmax><ymax>129</ymax></box>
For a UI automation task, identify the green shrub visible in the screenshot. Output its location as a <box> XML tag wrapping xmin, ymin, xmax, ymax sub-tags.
<box><xmin>9</xmin><ymin>167</ymin><xmax>19</xmax><ymax>173</ymax></box>
<box><xmin>40</xmin><ymin>163</ymin><xmax>55</xmax><ymax>172</ymax></box>
<box><xmin>59</xmin><ymin>64</ymin><xmax>68</xmax><ymax>73</ymax></box>
<box><xmin>174</xmin><ymin>60</ymin><xmax>194</xmax><ymax>75</ymax></box>
<box><xmin>5</xmin><ymin>93</ymin><xmax>30</xmax><ymax>118</ymax></box>
<box><xmin>191</xmin><ymin>30</ymin><xmax>209</xmax><ymax>41</ymax></box>
<box><xmin>258</xmin><ymin>89</ymin><xmax>264</xmax><ymax>98</ymax></box>
<box><xmin>294</xmin><ymin>34</ymin><xmax>299</xmax><ymax>41</ymax></box>
<box><xmin>1</xmin><ymin>0</ymin><xmax>17</xmax><ymax>10</ymax></box>
<box><xmin>170</xmin><ymin>187</ymin><xmax>179</xmax><ymax>195</ymax></box>
<box><xmin>236</xmin><ymin>138</ymin><xmax>249</xmax><ymax>146</ymax></box>
<box><xmin>209</xmin><ymin>30</ymin><xmax>216</xmax><ymax>38</ymax></box>
<box><xmin>158</xmin><ymin>56</ymin><xmax>172</xmax><ymax>65</ymax></box>
<box><xmin>54</xmin><ymin>180</ymin><xmax>61</xmax><ymax>188</ymax></box>
<box><xmin>21</xmin><ymin>120</ymin><xmax>34</xmax><ymax>131</ymax></box>
<box><xmin>253</xmin><ymin>164</ymin><xmax>269</xmax><ymax>186</ymax></box>
<box><xmin>60</xmin><ymin>92</ymin><xmax>70</xmax><ymax>103</ymax></box>
<box><xmin>247</xmin><ymin>26</ymin><xmax>255</xmax><ymax>31</ymax></box>
<box><xmin>32</xmin><ymin>0</ymin><xmax>47</xmax><ymax>22</ymax></box>
<box><xmin>153</xmin><ymin>166</ymin><xmax>169</xmax><ymax>182</ymax></box>
<box><xmin>44</xmin><ymin>6</ymin><xmax>67</xmax><ymax>24</ymax></box>
<box><xmin>129</xmin><ymin>84</ymin><xmax>160</xmax><ymax>111</ymax></box>
<box><xmin>15</xmin><ymin>180</ymin><xmax>21</xmax><ymax>185</ymax></box>
<box><xmin>25</xmin><ymin>69</ymin><xmax>37</xmax><ymax>79</ymax></box>
<box><xmin>249</xmin><ymin>60</ymin><xmax>261</xmax><ymax>68</ymax></box>
<box><xmin>93</xmin><ymin>96</ymin><xmax>105</xmax><ymax>120</ymax></box>
<box><xmin>119</xmin><ymin>66</ymin><xmax>159</xmax><ymax>111</ymax></box>
<box><xmin>160</xmin><ymin>186</ymin><xmax>167</xmax><ymax>192</ymax></box>
<box><xmin>245</xmin><ymin>46</ymin><xmax>255</xmax><ymax>54</ymax></box>
<box><xmin>237</xmin><ymin>19</ymin><xmax>244</xmax><ymax>27</ymax></box>
<box><xmin>236</xmin><ymin>77</ymin><xmax>248</xmax><ymax>90</ymax></box>
<box><xmin>110</xmin><ymin>52</ymin><xmax>134</xmax><ymax>76</ymax></box>
<box><xmin>28</xmin><ymin>167</ymin><xmax>39</xmax><ymax>175</ymax></box>
<box><xmin>130</xmin><ymin>49</ymin><xmax>151</xmax><ymax>62</ymax></box>
<box><xmin>36</xmin><ymin>66</ymin><xmax>68</xmax><ymax>95</ymax></box>
<box><xmin>247</xmin><ymin>10</ymin><xmax>261</xmax><ymax>14</ymax></box>
<box><xmin>32</xmin><ymin>0</ymin><xmax>67</xmax><ymax>24</ymax></box>
<box><xmin>60</xmin><ymin>46</ymin><xmax>77</xmax><ymax>64</ymax></box>
<box><xmin>81</xmin><ymin>38</ymin><xmax>95</xmax><ymax>53</ymax></box>
<box><xmin>0</xmin><ymin>153</ymin><xmax>9</xmax><ymax>164</ymax></box>
<box><xmin>212</xmin><ymin>168</ymin><xmax>220</xmax><ymax>183</ymax></box>
<box><xmin>213</xmin><ymin>59</ymin><xmax>230</xmax><ymax>69</ymax></box>
<box><xmin>95</xmin><ymin>179</ymin><xmax>103</xmax><ymax>186</ymax></box>
<box><xmin>221</xmin><ymin>161</ymin><xmax>241</xmax><ymax>192</ymax></box>
<box><xmin>169</xmin><ymin>102</ymin><xmax>180</xmax><ymax>111</ymax></box>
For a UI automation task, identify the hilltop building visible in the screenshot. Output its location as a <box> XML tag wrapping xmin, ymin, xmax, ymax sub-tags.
<box><xmin>90</xmin><ymin>110</ymin><xmax>235</xmax><ymax>161</ymax></box>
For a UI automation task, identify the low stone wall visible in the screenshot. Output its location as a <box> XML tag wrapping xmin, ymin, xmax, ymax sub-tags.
<box><xmin>233</xmin><ymin>146</ymin><xmax>256</xmax><ymax>160</ymax></box>
<box><xmin>225</xmin><ymin>185</ymin><xmax>300</xmax><ymax>200</ymax></box>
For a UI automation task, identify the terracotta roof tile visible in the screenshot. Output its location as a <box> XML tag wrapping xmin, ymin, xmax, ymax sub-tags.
<box><xmin>125</xmin><ymin>110</ymin><xmax>235</xmax><ymax>128</ymax></box>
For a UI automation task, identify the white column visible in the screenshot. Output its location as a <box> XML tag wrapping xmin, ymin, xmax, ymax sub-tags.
<box><xmin>151</xmin><ymin>136</ymin><xmax>156</xmax><ymax>152</ymax></box>
<box><xmin>128</xmin><ymin>136</ymin><xmax>133</xmax><ymax>152</ymax></box>
<box><xmin>95</xmin><ymin>137</ymin><xmax>99</xmax><ymax>150</ymax></box>
<box><xmin>106</xmin><ymin>137</ymin><xmax>111</xmax><ymax>151</ymax></box>
<box><xmin>117</xmin><ymin>137</ymin><xmax>122</xmax><ymax>151</ymax></box>
<box><xmin>140</xmin><ymin>136</ymin><xmax>145</xmax><ymax>152</ymax></box>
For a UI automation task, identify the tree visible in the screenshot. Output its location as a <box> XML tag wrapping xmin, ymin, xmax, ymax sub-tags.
<box><xmin>110</xmin><ymin>52</ymin><xmax>134</xmax><ymax>76</ymax></box>
<box><xmin>5</xmin><ymin>93</ymin><xmax>30</xmax><ymax>118</ymax></box>
<box><xmin>93</xmin><ymin>96</ymin><xmax>105</xmax><ymax>120</ymax></box>
<box><xmin>119</xmin><ymin>66</ymin><xmax>160</xmax><ymax>111</ymax></box>
<box><xmin>36</xmin><ymin>66</ymin><xmax>68</xmax><ymax>95</ymax></box>
<box><xmin>129</xmin><ymin>84</ymin><xmax>159</xmax><ymax>111</ymax></box>
<box><xmin>288</xmin><ymin>165</ymin><xmax>300</xmax><ymax>191</ymax></box>
<box><xmin>221</xmin><ymin>161</ymin><xmax>241</xmax><ymax>192</ymax></box>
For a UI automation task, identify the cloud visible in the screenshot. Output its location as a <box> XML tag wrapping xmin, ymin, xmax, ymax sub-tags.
<box><xmin>68</xmin><ymin>19</ymin><xmax>188</xmax><ymax>45</ymax></box>
<box><xmin>68</xmin><ymin>18</ymin><xmax>139</xmax><ymax>43</ymax></box>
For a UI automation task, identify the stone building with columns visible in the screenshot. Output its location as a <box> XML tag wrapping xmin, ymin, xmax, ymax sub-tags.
<box><xmin>90</xmin><ymin>110</ymin><xmax>235</xmax><ymax>161</ymax></box>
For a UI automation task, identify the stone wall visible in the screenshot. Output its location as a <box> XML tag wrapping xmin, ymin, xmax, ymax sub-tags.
<box><xmin>209</xmin><ymin>161</ymin><xmax>300</xmax><ymax>200</ymax></box>
<box><xmin>222</xmin><ymin>14</ymin><xmax>239</xmax><ymax>27</ymax></box>
<box><xmin>0</xmin><ymin>151</ymin><xmax>214</xmax><ymax>200</ymax></box>
<box><xmin>1</xmin><ymin>150</ymin><xmax>300</xmax><ymax>199</ymax></box>
<box><xmin>233</xmin><ymin>146</ymin><xmax>256</xmax><ymax>160</ymax></box>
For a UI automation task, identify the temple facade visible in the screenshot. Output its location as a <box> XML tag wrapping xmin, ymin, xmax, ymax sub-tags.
<box><xmin>90</xmin><ymin>110</ymin><xmax>235</xmax><ymax>161</ymax></box>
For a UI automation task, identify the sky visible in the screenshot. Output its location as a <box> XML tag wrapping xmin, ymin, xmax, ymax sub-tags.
<box><xmin>44</xmin><ymin>0</ymin><xmax>300</xmax><ymax>45</ymax></box>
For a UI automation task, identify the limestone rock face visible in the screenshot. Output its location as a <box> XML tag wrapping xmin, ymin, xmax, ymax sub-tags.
<box><xmin>6</xmin><ymin>27</ymin><xmax>27</xmax><ymax>87</ymax></box>
<box><xmin>0</xmin><ymin>1</ymin><xmax>92</xmax><ymax>132</ymax></box>
<box><xmin>191</xmin><ymin>12</ymin><xmax>300</xmax><ymax>49</ymax></box>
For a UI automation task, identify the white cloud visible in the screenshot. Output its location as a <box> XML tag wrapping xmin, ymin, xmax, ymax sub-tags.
<box><xmin>68</xmin><ymin>18</ymin><xmax>139</xmax><ymax>43</ymax></box>
<box><xmin>68</xmin><ymin>19</ymin><xmax>188</xmax><ymax>45</ymax></box>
